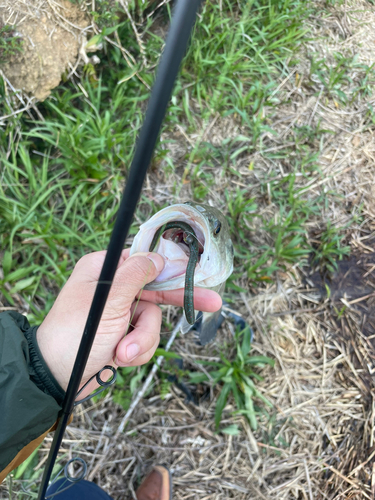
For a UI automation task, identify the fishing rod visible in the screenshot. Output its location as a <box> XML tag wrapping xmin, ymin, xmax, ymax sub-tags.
<box><xmin>37</xmin><ymin>1</ymin><xmax>204</xmax><ymax>497</ymax></box>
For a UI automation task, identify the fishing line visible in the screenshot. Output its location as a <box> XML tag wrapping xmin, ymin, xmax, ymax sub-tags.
<box><xmin>36</xmin><ymin>1</ymin><xmax>204</xmax><ymax>498</ymax></box>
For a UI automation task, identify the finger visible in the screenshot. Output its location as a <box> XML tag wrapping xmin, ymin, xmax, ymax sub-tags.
<box><xmin>73</xmin><ymin>249</ymin><xmax>131</xmax><ymax>282</ymax></box>
<box><xmin>105</xmin><ymin>252</ymin><xmax>165</xmax><ymax>314</ymax></box>
<box><xmin>136</xmin><ymin>287</ymin><xmax>222</xmax><ymax>312</ymax></box>
<box><xmin>117</xmin><ymin>343</ymin><xmax>159</xmax><ymax>368</ymax></box>
<box><xmin>117</xmin><ymin>248</ymin><xmax>131</xmax><ymax>266</ymax></box>
<box><xmin>114</xmin><ymin>300</ymin><xmax>161</xmax><ymax>367</ymax></box>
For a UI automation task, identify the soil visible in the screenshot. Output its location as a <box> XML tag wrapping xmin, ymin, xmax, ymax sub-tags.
<box><xmin>0</xmin><ymin>0</ymin><xmax>90</xmax><ymax>100</ymax></box>
<box><xmin>308</xmin><ymin>248</ymin><xmax>375</xmax><ymax>341</ymax></box>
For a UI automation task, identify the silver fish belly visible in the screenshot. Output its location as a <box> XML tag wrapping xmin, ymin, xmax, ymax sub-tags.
<box><xmin>129</xmin><ymin>202</ymin><xmax>234</xmax><ymax>344</ymax></box>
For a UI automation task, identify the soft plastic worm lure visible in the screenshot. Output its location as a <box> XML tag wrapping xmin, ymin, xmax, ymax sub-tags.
<box><xmin>149</xmin><ymin>221</ymin><xmax>199</xmax><ymax>324</ymax></box>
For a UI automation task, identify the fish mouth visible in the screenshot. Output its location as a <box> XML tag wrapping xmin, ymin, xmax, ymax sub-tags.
<box><xmin>162</xmin><ymin>226</ymin><xmax>205</xmax><ymax>257</ymax></box>
<box><xmin>153</xmin><ymin>219</ymin><xmax>206</xmax><ymax>282</ymax></box>
<box><xmin>130</xmin><ymin>202</ymin><xmax>232</xmax><ymax>291</ymax></box>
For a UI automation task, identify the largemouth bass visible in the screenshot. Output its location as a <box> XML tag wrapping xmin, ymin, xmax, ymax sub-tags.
<box><xmin>129</xmin><ymin>202</ymin><xmax>234</xmax><ymax>344</ymax></box>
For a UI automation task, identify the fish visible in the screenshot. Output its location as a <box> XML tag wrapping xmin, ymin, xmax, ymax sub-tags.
<box><xmin>129</xmin><ymin>201</ymin><xmax>234</xmax><ymax>344</ymax></box>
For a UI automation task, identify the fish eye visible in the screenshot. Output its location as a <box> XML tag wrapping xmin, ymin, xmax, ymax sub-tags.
<box><xmin>213</xmin><ymin>220</ymin><xmax>221</xmax><ymax>236</ymax></box>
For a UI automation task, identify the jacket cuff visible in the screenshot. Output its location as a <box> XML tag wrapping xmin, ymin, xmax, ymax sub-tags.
<box><xmin>24</xmin><ymin>326</ymin><xmax>66</xmax><ymax>406</ymax></box>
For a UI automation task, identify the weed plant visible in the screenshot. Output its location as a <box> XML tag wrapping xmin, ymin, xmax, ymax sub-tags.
<box><xmin>309</xmin><ymin>52</ymin><xmax>375</xmax><ymax>104</ymax></box>
<box><xmin>311</xmin><ymin>221</ymin><xmax>351</xmax><ymax>273</ymax></box>
<box><xmin>189</xmin><ymin>326</ymin><xmax>274</xmax><ymax>430</ymax></box>
<box><xmin>0</xmin><ymin>25</ymin><xmax>24</xmax><ymax>63</ymax></box>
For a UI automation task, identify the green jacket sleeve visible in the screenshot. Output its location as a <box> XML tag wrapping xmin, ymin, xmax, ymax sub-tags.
<box><xmin>0</xmin><ymin>311</ymin><xmax>64</xmax><ymax>474</ymax></box>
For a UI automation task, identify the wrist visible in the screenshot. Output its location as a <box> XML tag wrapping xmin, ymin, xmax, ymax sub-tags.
<box><xmin>26</xmin><ymin>325</ymin><xmax>66</xmax><ymax>405</ymax></box>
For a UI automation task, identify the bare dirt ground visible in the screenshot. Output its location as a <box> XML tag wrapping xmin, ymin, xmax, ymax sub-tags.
<box><xmin>2</xmin><ymin>1</ymin><xmax>375</xmax><ymax>499</ymax></box>
<box><xmin>0</xmin><ymin>0</ymin><xmax>90</xmax><ymax>100</ymax></box>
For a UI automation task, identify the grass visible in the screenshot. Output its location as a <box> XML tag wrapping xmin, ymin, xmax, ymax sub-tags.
<box><xmin>310</xmin><ymin>221</ymin><xmax>351</xmax><ymax>273</ymax></box>
<box><xmin>0</xmin><ymin>0</ymin><xmax>315</xmax><ymax>319</ymax></box>
<box><xmin>188</xmin><ymin>326</ymin><xmax>274</xmax><ymax>431</ymax></box>
<box><xmin>7</xmin><ymin>447</ymin><xmax>70</xmax><ymax>500</ymax></box>
<box><xmin>0</xmin><ymin>0</ymin><xmax>356</xmax><ymax>408</ymax></box>
<box><xmin>1</xmin><ymin>0</ymin><xmax>371</xmax><ymax>495</ymax></box>
<box><xmin>0</xmin><ymin>24</ymin><xmax>24</xmax><ymax>64</ymax></box>
<box><xmin>309</xmin><ymin>52</ymin><xmax>375</xmax><ymax>105</ymax></box>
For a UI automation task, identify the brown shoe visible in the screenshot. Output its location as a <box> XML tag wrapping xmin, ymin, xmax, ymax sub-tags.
<box><xmin>135</xmin><ymin>465</ymin><xmax>172</xmax><ymax>500</ymax></box>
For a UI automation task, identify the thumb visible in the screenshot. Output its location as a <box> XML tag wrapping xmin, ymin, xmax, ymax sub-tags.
<box><xmin>108</xmin><ymin>252</ymin><xmax>165</xmax><ymax>311</ymax></box>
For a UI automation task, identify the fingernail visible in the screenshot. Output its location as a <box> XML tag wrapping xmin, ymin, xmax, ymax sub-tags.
<box><xmin>147</xmin><ymin>252</ymin><xmax>165</xmax><ymax>273</ymax></box>
<box><xmin>126</xmin><ymin>343</ymin><xmax>140</xmax><ymax>361</ymax></box>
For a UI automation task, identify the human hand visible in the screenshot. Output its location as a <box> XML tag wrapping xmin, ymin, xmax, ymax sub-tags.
<box><xmin>37</xmin><ymin>250</ymin><xmax>222</xmax><ymax>400</ymax></box>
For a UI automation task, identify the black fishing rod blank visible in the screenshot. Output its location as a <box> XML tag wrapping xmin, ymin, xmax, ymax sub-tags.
<box><xmin>37</xmin><ymin>1</ymin><xmax>204</xmax><ymax>498</ymax></box>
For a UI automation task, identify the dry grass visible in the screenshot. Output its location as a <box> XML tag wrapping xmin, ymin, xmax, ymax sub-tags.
<box><xmin>89</xmin><ymin>2</ymin><xmax>375</xmax><ymax>498</ymax></box>
<box><xmin>2</xmin><ymin>1</ymin><xmax>375</xmax><ymax>499</ymax></box>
